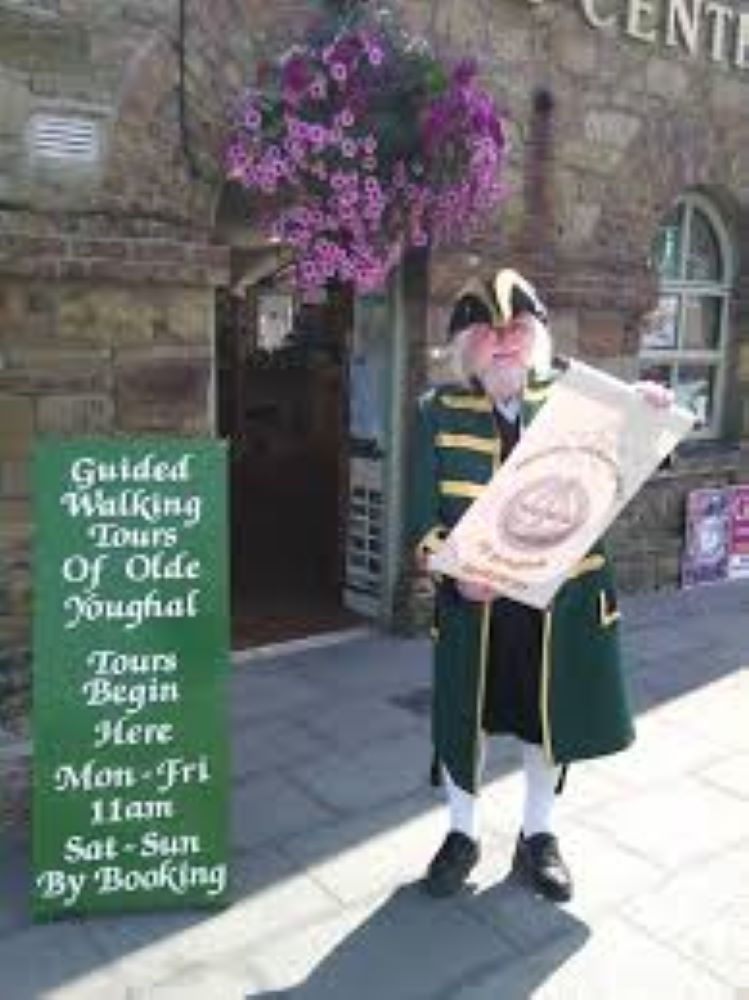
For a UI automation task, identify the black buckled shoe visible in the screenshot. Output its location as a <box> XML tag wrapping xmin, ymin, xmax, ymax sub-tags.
<box><xmin>512</xmin><ymin>832</ymin><xmax>573</xmax><ymax>902</ymax></box>
<box><xmin>424</xmin><ymin>831</ymin><xmax>480</xmax><ymax>897</ymax></box>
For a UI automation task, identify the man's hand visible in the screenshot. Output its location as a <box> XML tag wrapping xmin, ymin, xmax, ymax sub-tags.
<box><xmin>457</xmin><ymin>579</ymin><xmax>499</xmax><ymax>602</ymax></box>
<box><xmin>633</xmin><ymin>380</ymin><xmax>674</xmax><ymax>408</ymax></box>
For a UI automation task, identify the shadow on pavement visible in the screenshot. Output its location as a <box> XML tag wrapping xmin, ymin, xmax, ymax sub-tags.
<box><xmin>250</xmin><ymin>881</ymin><xmax>590</xmax><ymax>1000</ymax></box>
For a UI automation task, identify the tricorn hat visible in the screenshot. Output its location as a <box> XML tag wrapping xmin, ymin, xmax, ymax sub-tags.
<box><xmin>447</xmin><ymin>277</ymin><xmax>500</xmax><ymax>339</ymax></box>
<box><xmin>494</xmin><ymin>268</ymin><xmax>547</xmax><ymax>325</ymax></box>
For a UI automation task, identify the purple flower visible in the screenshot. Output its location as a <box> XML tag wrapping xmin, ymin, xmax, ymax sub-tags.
<box><xmin>309</xmin><ymin>79</ymin><xmax>327</xmax><ymax>100</ymax></box>
<box><xmin>339</xmin><ymin>108</ymin><xmax>355</xmax><ymax>128</ymax></box>
<box><xmin>341</xmin><ymin>139</ymin><xmax>357</xmax><ymax>158</ymax></box>
<box><xmin>282</xmin><ymin>55</ymin><xmax>312</xmax><ymax>94</ymax></box>
<box><xmin>367</xmin><ymin>46</ymin><xmax>384</xmax><ymax>66</ymax></box>
<box><xmin>330</xmin><ymin>62</ymin><xmax>348</xmax><ymax>83</ymax></box>
<box><xmin>243</xmin><ymin>107</ymin><xmax>261</xmax><ymax>130</ymax></box>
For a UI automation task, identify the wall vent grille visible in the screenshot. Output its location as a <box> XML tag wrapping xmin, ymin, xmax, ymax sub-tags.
<box><xmin>28</xmin><ymin>115</ymin><xmax>100</xmax><ymax>163</ymax></box>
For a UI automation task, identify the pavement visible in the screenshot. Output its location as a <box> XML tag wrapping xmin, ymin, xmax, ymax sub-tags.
<box><xmin>1</xmin><ymin>579</ymin><xmax>748</xmax><ymax>999</ymax></box>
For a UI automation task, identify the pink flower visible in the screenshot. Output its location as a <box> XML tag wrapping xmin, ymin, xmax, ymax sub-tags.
<box><xmin>309</xmin><ymin>79</ymin><xmax>327</xmax><ymax>100</ymax></box>
<box><xmin>341</xmin><ymin>139</ymin><xmax>357</xmax><ymax>158</ymax></box>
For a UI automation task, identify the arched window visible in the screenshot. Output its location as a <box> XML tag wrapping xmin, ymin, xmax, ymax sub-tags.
<box><xmin>639</xmin><ymin>193</ymin><xmax>732</xmax><ymax>437</ymax></box>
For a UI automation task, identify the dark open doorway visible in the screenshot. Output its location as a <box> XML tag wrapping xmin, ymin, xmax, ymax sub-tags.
<box><xmin>216</xmin><ymin>279</ymin><xmax>363</xmax><ymax>648</ymax></box>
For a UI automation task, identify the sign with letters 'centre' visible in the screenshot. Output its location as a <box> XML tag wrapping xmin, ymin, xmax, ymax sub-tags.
<box><xmin>32</xmin><ymin>439</ymin><xmax>229</xmax><ymax>919</ymax></box>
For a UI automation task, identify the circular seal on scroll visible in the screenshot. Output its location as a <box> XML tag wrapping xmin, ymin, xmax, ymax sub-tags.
<box><xmin>499</xmin><ymin>475</ymin><xmax>590</xmax><ymax>550</ymax></box>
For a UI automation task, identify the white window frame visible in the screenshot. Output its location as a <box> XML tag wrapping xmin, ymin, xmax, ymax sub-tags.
<box><xmin>640</xmin><ymin>192</ymin><xmax>733</xmax><ymax>440</ymax></box>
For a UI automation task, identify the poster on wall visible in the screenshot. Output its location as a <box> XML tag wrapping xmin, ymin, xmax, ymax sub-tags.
<box><xmin>728</xmin><ymin>484</ymin><xmax>749</xmax><ymax>580</ymax></box>
<box><xmin>681</xmin><ymin>487</ymin><xmax>732</xmax><ymax>587</ymax></box>
<box><xmin>32</xmin><ymin>439</ymin><xmax>229</xmax><ymax>920</ymax></box>
<box><xmin>429</xmin><ymin>360</ymin><xmax>694</xmax><ymax>609</ymax></box>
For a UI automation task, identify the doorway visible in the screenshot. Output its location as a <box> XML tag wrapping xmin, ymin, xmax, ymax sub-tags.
<box><xmin>216</xmin><ymin>279</ymin><xmax>363</xmax><ymax>647</ymax></box>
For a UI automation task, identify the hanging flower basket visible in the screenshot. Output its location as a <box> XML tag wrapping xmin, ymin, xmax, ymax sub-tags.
<box><xmin>225</xmin><ymin>2</ymin><xmax>507</xmax><ymax>293</ymax></box>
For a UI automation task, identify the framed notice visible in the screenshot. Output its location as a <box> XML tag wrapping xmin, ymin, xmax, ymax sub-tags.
<box><xmin>728</xmin><ymin>485</ymin><xmax>749</xmax><ymax>580</ymax></box>
<box><xmin>32</xmin><ymin>439</ymin><xmax>229</xmax><ymax>919</ymax></box>
<box><xmin>429</xmin><ymin>361</ymin><xmax>694</xmax><ymax>609</ymax></box>
<box><xmin>681</xmin><ymin>488</ymin><xmax>731</xmax><ymax>588</ymax></box>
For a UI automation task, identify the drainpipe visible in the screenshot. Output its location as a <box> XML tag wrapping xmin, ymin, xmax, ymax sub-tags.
<box><xmin>381</xmin><ymin>263</ymin><xmax>407</xmax><ymax>626</ymax></box>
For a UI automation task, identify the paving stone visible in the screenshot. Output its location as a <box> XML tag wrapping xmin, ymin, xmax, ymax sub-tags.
<box><xmin>300</xmin><ymin>696</ymin><xmax>427</xmax><ymax>752</ymax></box>
<box><xmin>247</xmin><ymin>884</ymin><xmax>516</xmax><ymax>999</ymax></box>
<box><xmin>231</xmin><ymin>772</ymin><xmax>336</xmax><ymax>852</ymax></box>
<box><xmin>697</xmin><ymin>753</ymin><xmax>749</xmax><ymax>799</ymax></box>
<box><xmin>133</xmin><ymin>969</ymin><xmax>253</xmax><ymax>1000</ymax></box>
<box><xmin>0</xmin><ymin>922</ymin><xmax>122</xmax><ymax>1000</ymax></box>
<box><xmin>88</xmin><ymin>847</ymin><xmax>340</xmax><ymax>992</ymax></box>
<box><xmin>231</xmin><ymin>717</ymin><xmax>330</xmax><ymax>782</ymax></box>
<box><xmin>587</xmin><ymin>710</ymin><xmax>727</xmax><ymax>790</ymax></box>
<box><xmin>623</xmin><ymin>840</ymin><xmax>749</xmax><ymax>989</ymax></box>
<box><xmin>582</xmin><ymin>776</ymin><xmax>749</xmax><ymax>870</ymax></box>
<box><xmin>453</xmin><ymin>915</ymin><xmax>733</xmax><ymax>1000</ymax></box>
<box><xmin>229</xmin><ymin>666</ymin><xmax>326</xmax><ymax>724</ymax></box>
<box><xmin>654</xmin><ymin>672</ymin><xmax>749</xmax><ymax>751</ymax></box>
<box><xmin>288</xmin><ymin>732</ymin><xmax>430</xmax><ymax>813</ymax></box>
<box><xmin>0</xmin><ymin>834</ymin><xmax>31</xmax><ymax>935</ymax></box>
<box><xmin>281</xmin><ymin>793</ymin><xmax>445</xmax><ymax>905</ymax></box>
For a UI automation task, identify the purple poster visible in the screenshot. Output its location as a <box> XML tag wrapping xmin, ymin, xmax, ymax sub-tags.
<box><xmin>728</xmin><ymin>485</ymin><xmax>749</xmax><ymax>580</ymax></box>
<box><xmin>681</xmin><ymin>488</ymin><xmax>731</xmax><ymax>588</ymax></box>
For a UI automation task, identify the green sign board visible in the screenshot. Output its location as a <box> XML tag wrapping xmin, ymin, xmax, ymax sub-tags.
<box><xmin>32</xmin><ymin>439</ymin><xmax>229</xmax><ymax>919</ymax></box>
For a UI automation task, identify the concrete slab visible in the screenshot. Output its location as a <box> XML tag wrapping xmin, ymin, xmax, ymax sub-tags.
<box><xmin>623</xmin><ymin>839</ymin><xmax>749</xmax><ymax>990</ymax></box>
<box><xmin>582</xmin><ymin>775</ymin><xmax>749</xmax><ymax>869</ymax></box>
<box><xmin>231</xmin><ymin>772</ymin><xmax>337</xmax><ymax>852</ymax></box>
<box><xmin>0</xmin><ymin>921</ymin><xmax>121</xmax><ymax>1000</ymax></box>
<box><xmin>453</xmin><ymin>915</ymin><xmax>733</xmax><ymax>1000</ymax></box>
<box><xmin>246</xmin><ymin>884</ymin><xmax>517</xmax><ymax>998</ymax></box>
<box><xmin>287</xmin><ymin>732</ymin><xmax>431</xmax><ymax>813</ymax></box>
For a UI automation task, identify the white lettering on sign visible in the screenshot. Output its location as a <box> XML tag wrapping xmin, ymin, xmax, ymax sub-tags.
<box><xmin>93</xmin><ymin>860</ymin><xmax>227</xmax><ymax>897</ymax></box>
<box><xmin>69</xmin><ymin>453</ymin><xmax>194</xmax><ymax>490</ymax></box>
<box><xmin>81</xmin><ymin>677</ymin><xmax>180</xmax><ymax>715</ymax></box>
<box><xmin>60</xmin><ymin>488</ymin><xmax>202</xmax><ymax>528</ymax></box>
<box><xmin>54</xmin><ymin>760</ymin><xmax>137</xmax><ymax>793</ymax></box>
<box><xmin>63</xmin><ymin>588</ymin><xmax>200</xmax><ymax>631</ymax></box>
<box><xmin>153</xmin><ymin>755</ymin><xmax>211</xmax><ymax>793</ymax></box>
<box><xmin>87</xmin><ymin>522</ymin><xmax>179</xmax><ymax>550</ymax></box>
<box><xmin>91</xmin><ymin>795</ymin><xmax>175</xmax><ymax>825</ymax></box>
<box><xmin>36</xmin><ymin>870</ymin><xmax>87</xmax><ymax>907</ymax></box>
<box><xmin>547</xmin><ymin>0</ymin><xmax>749</xmax><ymax>72</ymax></box>
<box><xmin>124</xmin><ymin>551</ymin><xmax>201</xmax><ymax>583</ymax></box>
<box><xmin>63</xmin><ymin>834</ymin><xmax>119</xmax><ymax>864</ymax></box>
<box><xmin>93</xmin><ymin>716</ymin><xmax>174</xmax><ymax>748</ymax></box>
<box><xmin>86</xmin><ymin>649</ymin><xmax>178</xmax><ymax>677</ymax></box>
<box><xmin>139</xmin><ymin>831</ymin><xmax>201</xmax><ymax>858</ymax></box>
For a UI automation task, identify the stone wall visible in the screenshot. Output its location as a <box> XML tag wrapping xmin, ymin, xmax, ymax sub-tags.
<box><xmin>0</xmin><ymin>271</ymin><xmax>219</xmax><ymax>710</ymax></box>
<box><xmin>2</xmin><ymin>0</ymin><xmax>749</xmax><ymax>669</ymax></box>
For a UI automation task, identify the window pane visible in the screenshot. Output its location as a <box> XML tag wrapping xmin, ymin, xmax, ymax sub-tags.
<box><xmin>681</xmin><ymin>295</ymin><xmax>721</xmax><ymax>350</ymax></box>
<box><xmin>676</xmin><ymin>364</ymin><xmax>716</xmax><ymax>429</ymax></box>
<box><xmin>652</xmin><ymin>204</ymin><xmax>684</xmax><ymax>280</ymax></box>
<box><xmin>640</xmin><ymin>295</ymin><xmax>679</xmax><ymax>350</ymax></box>
<box><xmin>639</xmin><ymin>362</ymin><xmax>673</xmax><ymax>387</ymax></box>
<box><xmin>686</xmin><ymin>207</ymin><xmax>722</xmax><ymax>282</ymax></box>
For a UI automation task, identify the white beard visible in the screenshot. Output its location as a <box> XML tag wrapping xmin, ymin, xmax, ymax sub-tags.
<box><xmin>480</xmin><ymin>362</ymin><xmax>526</xmax><ymax>403</ymax></box>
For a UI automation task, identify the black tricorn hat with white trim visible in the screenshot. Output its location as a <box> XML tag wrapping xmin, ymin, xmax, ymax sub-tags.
<box><xmin>447</xmin><ymin>277</ymin><xmax>500</xmax><ymax>339</ymax></box>
<box><xmin>494</xmin><ymin>268</ymin><xmax>547</xmax><ymax>325</ymax></box>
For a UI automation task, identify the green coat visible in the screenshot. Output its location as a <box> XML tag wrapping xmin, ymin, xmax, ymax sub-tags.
<box><xmin>410</xmin><ymin>376</ymin><xmax>635</xmax><ymax>794</ymax></box>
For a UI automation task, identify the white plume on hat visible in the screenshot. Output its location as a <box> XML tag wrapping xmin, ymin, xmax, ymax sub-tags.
<box><xmin>494</xmin><ymin>268</ymin><xmax>552</xmax><ymax>378</ymax></box>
